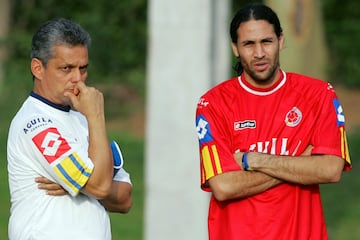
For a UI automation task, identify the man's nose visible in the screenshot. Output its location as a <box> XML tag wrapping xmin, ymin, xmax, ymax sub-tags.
<box><xmin>72</xmin><ymin>69</ymin><xmax>82</xmax><ymax>82</ymax></box>
<box><xmin>254</xmin><ymin>44</ymin><xmax>265</xmax><ymax>58</ymax></box>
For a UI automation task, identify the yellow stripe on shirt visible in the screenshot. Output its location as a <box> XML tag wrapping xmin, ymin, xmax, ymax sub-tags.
<box><xmin>202</xmin><ymin>146</ymin><xmax>214</xmax><ymax>179</ymax></box>
<box><xmin>53</xmin><ymin>152</ymin><xmax>92</xmax><ymax>196</ymax></box>
<box><xmin>211</xmin><ymin>145</ymin><xmax>222</xmax><ymax>174</ymax></box>
<box><xmin>202</xmin><ymin>145</ymin><xmax>223</xmax><ymax>180</ymax></box>
<box><xmin>341</xmin><ymin>128</ymin><xmax>351</xmax><ymax>164</ymax></box>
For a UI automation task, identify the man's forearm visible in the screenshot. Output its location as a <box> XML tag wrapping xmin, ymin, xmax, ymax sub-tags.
<box><xmin>100</xmin><ymin>181</ymin><xmax>132</xmax><ymax>213</ymax></box>
<box><xmin>208</xmin><ymin>170</ymin><xmax>281</xmax><ymax>201</ymax></box>
<box><xmin>82</xmin><ymin>115</ymin><xmax>113</xmax><ymax>198</ymax></box>
<box><xmin>248</xmin><ymin>152</ymin><xmax>345</xmax><ymax>185</ymax></box>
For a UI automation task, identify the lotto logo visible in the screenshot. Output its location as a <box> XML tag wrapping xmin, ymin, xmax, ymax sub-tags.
<box><xmin>333</xmin><ymin>99</ymin><xmax>345</xmax><ymax>127</ymax></box>
<box><xmin>32</xmin><ymin>127</ymin><xmax>71</xmax><ymax>164</ymax></box>
<box><xmin>196</xmin><ymin>115</ymin><xmax>213</xmax><ymax>144</ymax></box>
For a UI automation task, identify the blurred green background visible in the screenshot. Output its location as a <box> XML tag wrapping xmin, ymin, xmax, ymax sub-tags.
<box><xmin>1</xmin><ymin>0</ymin><xmax>359</xmax><ymax>239</ymax></box>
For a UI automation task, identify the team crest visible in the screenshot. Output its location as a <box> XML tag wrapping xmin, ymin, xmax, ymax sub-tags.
<box><xmin>285</xmin><ymin>107</ymin><xmax>302</xmax><ymax>127</ymax></box>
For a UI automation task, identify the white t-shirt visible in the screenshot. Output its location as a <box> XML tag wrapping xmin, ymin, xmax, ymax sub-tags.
<box><xmin>7</xmin><ymin>92</ymin><xmax>130</xmax><ymax>240</ymax></box>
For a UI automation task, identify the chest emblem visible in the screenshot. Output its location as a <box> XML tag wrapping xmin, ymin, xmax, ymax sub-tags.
<box><xmin>285</xmin><ymin>107</ymin><xmax>302</xmax><ymax>127</ymax></box>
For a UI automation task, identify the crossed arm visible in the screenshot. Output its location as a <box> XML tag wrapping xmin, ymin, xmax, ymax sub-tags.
<box><xmin>208</xmin><ymin>146</ymin><xmax>345</xmax><ymax>202</ymax></box>
<box><xmin>36</xmin><ymin>176</ymin><xmax>132</xmax><ymax>213</ymax></box>
<box><xmin>36</xmin><ymin>81</ymin><xmax>132</xmax><ymax>212</ymax></box>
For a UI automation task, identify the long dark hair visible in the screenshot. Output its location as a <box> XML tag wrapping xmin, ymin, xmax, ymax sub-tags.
<box><xmin>230</xmin><ymin>3</ymin><xmax>283</xmax><ymax>75</ymax></box>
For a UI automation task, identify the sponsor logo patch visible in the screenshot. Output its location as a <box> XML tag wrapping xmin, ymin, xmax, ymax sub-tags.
<box><xmin>32</xmin><ymin>127</ymin><xmax>71</xmax><ymax>164</ymax></box>
<box><xmin>23</xmin><ymin>117</ymin><xmax>53</xmax><ymax>134</ymax></box>
<box><xmin>234</xmin><ymin>120</ymin><xmax>256</xmax><ymax>130</ymax></box>
<box><xmin>197</xmin><ymin>98</ymin><xmax>209</xmax><ymax>108</ymax></box>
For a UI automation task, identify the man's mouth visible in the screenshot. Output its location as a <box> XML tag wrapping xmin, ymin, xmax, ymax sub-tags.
<box><xmin>66</xmin><ymin>88</ymin><xmax>79</xmax><ymax>96</ymax></box>
<box><xmin>253</xmin><ymin>62</ymin><xmax>269</xmax><ymax>72</ymax></box>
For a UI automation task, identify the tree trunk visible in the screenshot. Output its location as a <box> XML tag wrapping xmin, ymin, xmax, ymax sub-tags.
<box><xmin>0</xmin><ymin>0</ymin><xmax>10</xmax><ymax>88</ymax></box>
<box><xmin>266</xmin><ymin>0</ymin><xmax>328</xmax><ymax>80</ymax></box>
<box><xmin>145</xmin><ymin>0</ymin><xmax>230</xmax><ymax>239</ymax></box>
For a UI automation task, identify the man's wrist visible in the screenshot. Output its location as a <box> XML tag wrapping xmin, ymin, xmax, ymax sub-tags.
<box><xmin>242</xmin><ymin>152</ymin><xmax>252</xmax><ymax>171</ymax></box>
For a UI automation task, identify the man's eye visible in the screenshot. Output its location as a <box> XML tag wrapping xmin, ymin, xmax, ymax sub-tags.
<box><xmin>79</xmin><ymin>66</ymin><xmax>87</xmax><ymax>74</ymax></box>
<box><xmin>243</xmin><ymin>42</ymin><xmax>254</xmax><ymax>46</ymax></box>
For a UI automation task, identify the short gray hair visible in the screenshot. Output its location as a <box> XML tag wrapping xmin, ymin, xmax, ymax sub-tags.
<box><xmin>30</xmin><ymin>18</ymin><xmax>91</xmax><ymax>66</ymax></box>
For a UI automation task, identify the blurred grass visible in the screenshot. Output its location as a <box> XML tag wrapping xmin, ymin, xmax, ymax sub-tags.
<box><xmin>321</xmin><ymin>130</ymin><xmax>360</xmax><ymax>239</ymax></box>
<box><xmin>108</xmin><ymin>132</ymin><xmax>144</xmax><ymax>240</ymax></box>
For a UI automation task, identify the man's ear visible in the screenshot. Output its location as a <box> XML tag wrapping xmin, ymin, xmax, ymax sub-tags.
<box><xmin>279</xmin><ymin>33</ymin><xmax>285</xmax><ymax>51</ymax></box>
<box><xmin>231</xmin><ymin>42</ymin><xmax>240</xmax><ymax>58</ymax></box>
<box><xmin>31</xmin><ymin>58</ymin><xmax>44</xmax><ymax>80</ymax></box>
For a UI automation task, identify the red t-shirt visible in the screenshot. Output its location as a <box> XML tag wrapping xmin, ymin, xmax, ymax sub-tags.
<box><xmin>195</xmin><ymin>70</ymin><xmax>351</xmax><ymax>240</ymax></box>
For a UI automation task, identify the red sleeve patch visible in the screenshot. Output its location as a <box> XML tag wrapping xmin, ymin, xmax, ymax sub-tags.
<box><xmin>32</xmin><ymin>127</ymin><xmax>71</xmax><ymax>164</ymax></box>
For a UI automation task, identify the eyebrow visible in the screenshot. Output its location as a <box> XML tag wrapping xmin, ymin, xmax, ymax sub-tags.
<box><xmin>241</xmin><ymin>37</ymin><xmax>275</xmax><ymax>45</ymax></box>
<box><xmin>60</xmin><ymin>63</ymin><xmax>89</xmax><ymax>68</ymax></box>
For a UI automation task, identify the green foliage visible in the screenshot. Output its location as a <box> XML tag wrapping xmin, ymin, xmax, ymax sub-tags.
<box><xmin>321</xmin><ymin>129</ymin><xmax>360</xmax><ymax>239</ymax></box>
<box><xmin>6</xmin><ymin>0</ymin><xmax>147</xmax><ymax>96</ymax></box>
<box><xmin>321</xmin><ymin>0</ymin><xmax>360</xmax><ymax>88</ymax></box>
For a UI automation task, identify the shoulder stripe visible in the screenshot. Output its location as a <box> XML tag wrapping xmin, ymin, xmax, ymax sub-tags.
<box><xmin>53</xmin><ymin>152</ymin><xmax>92</xmax><ymax>196</ymax></box>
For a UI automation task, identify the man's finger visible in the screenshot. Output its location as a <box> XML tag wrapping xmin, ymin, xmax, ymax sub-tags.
<box><xmin>35</xmin><ymin>176</ymin><xmax>53</xmax><ymax>184</ymax></box>
<box><xmin>38</xmin><ymin>183</ymin><xmax>57</xmax><ymax>190</ymax></box>
<box><xmin>74</xmin><ymin>81</ymin><xmax>86</xmax><ymax>92</ymax></box>
<box><xmin>64</xmin><ymin>91</ymin><xmax>78</xmax><ymax>104</ymax></box>
<box><xmin>46</xmin><ymin>189</ymin><xmax>67</xmax><ymax>196</ymax></box>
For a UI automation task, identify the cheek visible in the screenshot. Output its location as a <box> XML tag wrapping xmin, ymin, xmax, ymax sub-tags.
<box><xmin>239</xmin><ymin>58</ymin><xmax>249</xmax><ymax>68</ymax></box>
<box><xmin>82</xmin><ymin>71</ymin><xmax>88</xmax><ymax>79</ymax></box>
<box><xmin>80</xmin><ymin>74</ymin><xmax>87</xmax><ymax>83</ymax></box>
<box><xmin>238</xmin><ymin>51</ymin><xmax>252</xmax><ymax>63</ymax></box>
<box><xmin>268</xmin><ymin>47</ymin><xmax>280</xmax><ymax>62</ymax></box>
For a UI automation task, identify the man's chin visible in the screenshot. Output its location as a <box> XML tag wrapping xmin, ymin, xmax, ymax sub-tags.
<box><xmin>61</xmin><ymin>97</ymin><xmax>72</xmax><ymax>108</ymax></box>
<box><xmin>250</xmin><ymin>67</ymin><xmax>278</xmax><ymax>84</ymax></box>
